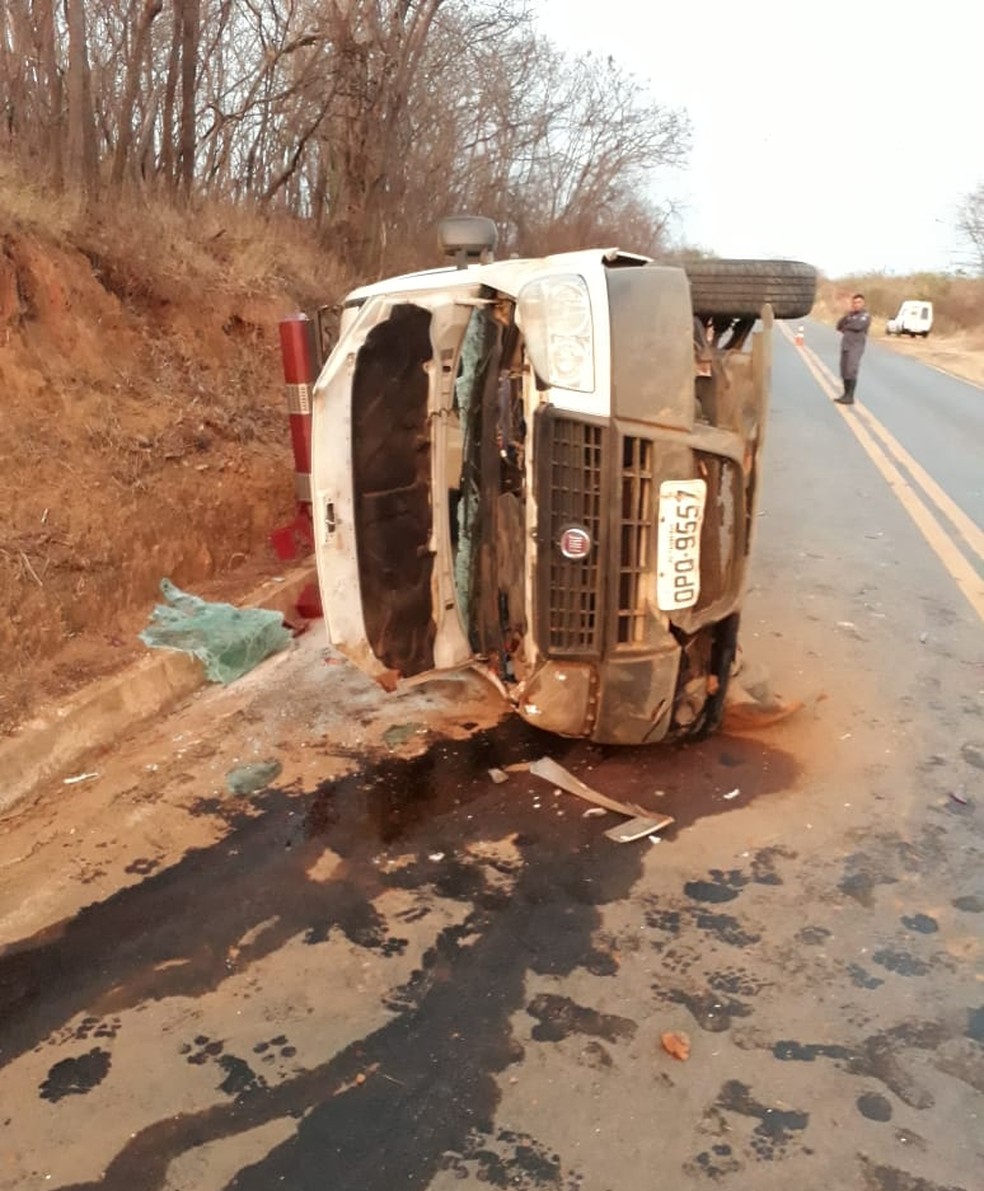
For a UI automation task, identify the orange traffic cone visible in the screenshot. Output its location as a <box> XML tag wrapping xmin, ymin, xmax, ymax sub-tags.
<box><xmin>794</xmin><ymin>325</ymin><xmax>805</xmax><ymax>347</ymax></box>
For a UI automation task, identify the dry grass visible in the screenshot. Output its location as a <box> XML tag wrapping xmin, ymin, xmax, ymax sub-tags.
<box><xmin>814</xmin><ymin>272</ymin><xmax>984</xmax><ymax>336</ymax></box>
<box><xmin>72</xmin><ymin>197</ymin><xmax>347</xmax><ymax>316</ymax></box>
<box><xmin>878</xmin><ymin>330</ymin><xmax>984</xmax><ymax>387</ymax></box>
<box><xmin>813</xmin><ymin>271</ymin><xmax>984</xmax><ymax>388</ymax></box>
<box><xmin>0</xmin><ymin>156</ymin><xmax>86</xmax><ymax>239</ymax></box>
<box><xmin>0</xmin><ymin>161</ymin><xmax>362</xmax><ymax>733</ymax></box>
<box><xmin>0</xmin><ymin>158</ymin><xmax>350</xmax><ymax>316</ymax></box>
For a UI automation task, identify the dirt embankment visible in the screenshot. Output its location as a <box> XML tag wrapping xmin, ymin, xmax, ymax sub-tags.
<box><xmin>0</xmin><ymin>200</ymin><xmax>344</xmax><ymax>735</ymax></box>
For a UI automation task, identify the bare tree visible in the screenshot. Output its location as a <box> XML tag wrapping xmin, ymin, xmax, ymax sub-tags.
<box><xmin>177</xmin><ymin>0</ymin><xmax>200</xmax><ymax>195</ymax></box>
<box><xmin>65</xmin><ymin>0</ymin><xmax>98</xmax><ymax>194</ymax></box>
<box><xmin>390</xmin><ymin>20</ymin><xmax>688</xmax><ymax>265</ymax></box>
<box><xmin>0</xmin><ymin>0</ymin><xmax>690</xmax><ymax>272</ymax></box>
<box><xmin>956</xmin><ymin>183</ymin><xmax>984</xmax><ymax>274</ymax></box>
<box><xmin>110</xmin><ymin>0</ymin><xmax>163</xmax><ymax>188</ymax></box>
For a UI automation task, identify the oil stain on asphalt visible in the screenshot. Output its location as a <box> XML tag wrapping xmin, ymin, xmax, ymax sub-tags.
<box><xmin>0</xmin><ymin>720</ymin><xmax>806</xmax><ymax>1189</ymax></box>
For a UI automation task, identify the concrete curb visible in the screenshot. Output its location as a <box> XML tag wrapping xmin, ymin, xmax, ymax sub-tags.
<box><xmin>0</xmin><ymin>565</ymin><xmax>318</xmax><ymax>816</ymax></box>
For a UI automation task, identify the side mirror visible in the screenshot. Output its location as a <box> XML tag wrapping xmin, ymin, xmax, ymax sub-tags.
<box><xmin>438</xmin><ymin>215</ymin><xmax>498</xmax><ymax>268</ymax></box>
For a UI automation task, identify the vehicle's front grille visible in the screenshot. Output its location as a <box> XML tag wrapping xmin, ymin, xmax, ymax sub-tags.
<box><xmin>617</xmin><ymin>436</ymin><xmax>654</xmax><ymax>644</ymax></box>
<box><xmin>544</xmin><ymin>417</ymin><xmax>605</xmax><ymax>653</ymax></box>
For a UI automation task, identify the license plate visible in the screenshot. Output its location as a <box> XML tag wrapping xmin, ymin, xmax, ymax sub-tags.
<box><xmin>656</xmin><ymin>479</ymin><xmax>707</xmax><ymax>611</ymax></box>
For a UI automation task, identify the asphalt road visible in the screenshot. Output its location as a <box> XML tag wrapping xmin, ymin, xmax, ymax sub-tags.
<box><xmin>0</xmin><ymin>328</ymin><xmax>981</xmax><ymax>1191</ymax></box>
<box><xmin>802</xmin><ymin>318</ymin><xmax>984</xmax><ymax>529</ymax></box>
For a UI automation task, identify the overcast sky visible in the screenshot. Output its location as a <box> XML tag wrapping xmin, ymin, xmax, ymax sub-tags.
<box><xmin>536</xmin><ymin>0</ymin><xmax>984</xmax><ymax>277</ymax></box>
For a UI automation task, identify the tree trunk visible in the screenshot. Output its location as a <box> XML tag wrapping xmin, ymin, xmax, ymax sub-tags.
<box><xmin>159</xmin><ymin>8</ymin><xmax>182</xmax><ymax>187</ymax></box>
<box><xmin>110</xmin><ymin>0</ymin><xmax>164</xmax><ymax>189</ymax></box>
<box><xmin>178</xmin><ymin>0</ymin><xmax>201</xmax><ymax>196</ymax></box>
<box><xmin>65</xmin><ymin>0</ymin><xmax>98</xmax><ymax>195</ymax></box>
<box><xmin>38</xmin><ymin>0</ymin><xmax>64</xmax><ymax>186</ymax></box>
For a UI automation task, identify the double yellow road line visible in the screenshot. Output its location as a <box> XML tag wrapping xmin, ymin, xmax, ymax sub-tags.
<box><xmin>779</xmin><ymin>323</ymin><xmax>984</xmax><ymax>625</ymax></box>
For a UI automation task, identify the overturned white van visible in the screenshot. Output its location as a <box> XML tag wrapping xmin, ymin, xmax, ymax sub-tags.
<box><xmin>311</xmin><ymin>219</ymin><xmax>817</xmax><ymax>744</ymax></box>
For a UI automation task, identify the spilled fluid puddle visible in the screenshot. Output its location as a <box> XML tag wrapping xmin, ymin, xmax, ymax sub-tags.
<box><xmin>6</xmin><ymin>721</ymin><xmax>977</xmax><ymax>1191</ymax></box>
<box><xmin>0</xmin><ymin>718</ymin><xmax>800</xmax><ymax>1067</ymax></box>
<box><xmin>0</xmin><ymin>719</ymin><xmax>803</xmax><ymax>1191</ymax></box>
<box><xmin>302</xmin><ymin>716</ymin><xmax>800</xmax><ymax>851</ymax></box>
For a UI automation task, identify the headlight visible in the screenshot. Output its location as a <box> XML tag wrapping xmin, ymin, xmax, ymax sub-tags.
<box><xmin>517</xmin><ymin>274</ymin><xmax>595</xmax><ymax>393</ymax></box>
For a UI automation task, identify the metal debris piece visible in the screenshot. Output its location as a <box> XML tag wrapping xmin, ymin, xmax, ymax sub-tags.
<box><xmin>605</xmin><ymin>819</ymin><xmax>668</xmax><ymax>844</ymax></box>
<box><xmin>529</xmin><ymin>757</ymin><xmax>673</xmax><ymax>843</ymax></box>
<box><xmin>661</xmin><ymin>1031</ymin><xmax>691</xmax><ymax>1061</ymax></box>
<box><xmin>723</xmin><ymin>788</ymin><xmax>741</xmax><ymax>801</ymax></box>
<box><xmin>488</xmin><ymin>768</ymin><xmax>509</xmax><ymax>785</ymax></box>
<box><xmin>582</xmin><ymin>807</ymin><xmax>607</xmax><ymax>819</ymax></box>
<box><xmin>63</xmin><ymin>772</ymin><xmax>99</xmax><ymax>785</ymax></box>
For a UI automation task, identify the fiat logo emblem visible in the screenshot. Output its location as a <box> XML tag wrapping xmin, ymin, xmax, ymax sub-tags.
<box><xmin>559</xmin><ymin>526</ymin><xmax>592</xmax><ymax>559</ymax></box>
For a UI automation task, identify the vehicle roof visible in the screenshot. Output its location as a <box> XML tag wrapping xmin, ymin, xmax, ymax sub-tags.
<box><xmin>342</xmin><ymin>248</ymin><xmax>653</xmax><ymax>306</ymax></box>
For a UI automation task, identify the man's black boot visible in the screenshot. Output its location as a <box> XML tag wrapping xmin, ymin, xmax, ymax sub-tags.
<box><xmin>835</xmin><ymin>379</ymin><xmax>855</xmax><ymax>405</ymax></box>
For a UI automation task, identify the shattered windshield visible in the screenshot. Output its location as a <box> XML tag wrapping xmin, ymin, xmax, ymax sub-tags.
<box><xmin>446</xmin><ymin>302</ymin><xmax>527</xmax><ymax>676</ymax></box>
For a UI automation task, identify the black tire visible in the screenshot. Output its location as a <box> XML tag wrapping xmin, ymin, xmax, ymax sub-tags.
<box><xmin>684</xmin><ymin>258</ymin><xmax>818</xmax><ymax>320</ymax></box>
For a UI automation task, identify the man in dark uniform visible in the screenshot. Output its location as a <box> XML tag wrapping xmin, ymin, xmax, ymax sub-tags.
<box><xmin>835</xmin><ymin>293</ymin><xmax>871</xmax><ymax>405</ymax></box>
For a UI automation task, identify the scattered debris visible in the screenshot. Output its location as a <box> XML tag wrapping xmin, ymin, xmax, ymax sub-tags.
<box><xmin>488</xmin><ymin>768</ymin><xmax>509</xmax><ymax>785</ymax></box>
<box><xmin>582</xmin><ymin>807</ymin><xmax>607</xmax><ymax>819</ymax></box>
<box><xmin>723</xmin><ymin>660</ymin><xmax>804</xmax><ymax>732</ymax></box>
<box><xmin>661</xmin><ymin>1031</ymin><xmax>691</xmax><ymax>1061</ymax></box>
<box><xmin>723</xmin><ymin>695</ymin><xmax>804</xmax><ymax>732</ymax></box>
<box><xmin>139</xmin><ymin>579</ymin><xmax>292</xmax><ymax>683</ymax></box>
<box><xmin>723</xmin><ymin>788</ymin><xmax>741</xmax><ymax>801</ymax></box>
<box><xmin>961</xmin><ymin>744</ymin><xmax>984</xmax><ymax>770</ymax></box>
<box><xmin>374</xmin><ymin>670</ymin><xmax>401</xmax><ymax>693</ymax></box>
<box><xmin>428</xmin><ymin>852</ymin><xmax>445</xmax><ymax>862</ymax></box>
<box><xmin>226</xmin><ymin>759</ymin><xmax>283</xmax><ymax>796</ymax></box>
<box><xmin>63</xmin><ymin>772</ymin><xmax>99</xmax><ymax>786</ymax></box>
<box><xmin>529</xmin><ymin>757</ymin><xmax>673</xmax><ymax>843</ymax></box>
<box><xmin>949</xmin><ymin>792</ymin><xmax>969</xmax><ymax>806</ymax></box>
<box><xmin>382</xmin><ymin>722</ymin><xmax>425</xmax><ymax>749</ymax></box>
<box><xmin>605</xmin><ymin>818</ymin><xmax>669</xmax><ymax>844</ymax></box>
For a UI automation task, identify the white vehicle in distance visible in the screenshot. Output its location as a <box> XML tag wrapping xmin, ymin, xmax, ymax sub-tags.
<box><xmin>310</xmin><ymin>217</ymin><xmax>817</xmax><ymax>745</ymax></box>
<box><xmin>886</xmin><ymin>300</ymin><xmax>933</xmax><ymax>338</ymax></box>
